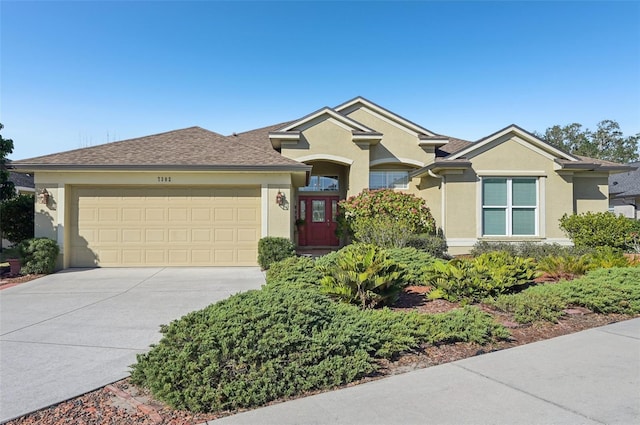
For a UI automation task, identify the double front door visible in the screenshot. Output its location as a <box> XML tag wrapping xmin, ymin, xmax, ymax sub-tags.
<box><xmin>298</xmin><ymin>195</ymin><xmax>339</xmax><ymax>246</ymax></box>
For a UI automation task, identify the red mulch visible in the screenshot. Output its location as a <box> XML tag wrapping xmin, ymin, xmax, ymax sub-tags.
<box><xmin>0</xmin><ymin>273</ymin><xmax>44</xmax><ymax>290</ymax></box>
<box><xmin>5</xmin><ymin>283</ymin><xmax>637</xmax><ymax>425</ymax></box>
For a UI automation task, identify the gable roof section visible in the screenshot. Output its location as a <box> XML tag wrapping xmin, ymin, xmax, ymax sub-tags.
<box><xmin>8</xmin><ymin>170</ymin><xmax>35</xmax><ymax>189</ymax></box>
<box><xmin>447</xmin><ymin>124</ymin><xmax>580</xmax><ymax>162</ymax></box>
<box><xmin>335</xmin><ymin>96</ymin><xmax>438</xmax><ymax>137</ymax></box>
<box><xmin>12</xmin><ymin>126</ymin><xmax>309</xmax><ymax>171</ymax></box>
<box><xmin>268</xmin><ymin>106</ymin><xmax>383</xmax><ymax>149</ymax></box>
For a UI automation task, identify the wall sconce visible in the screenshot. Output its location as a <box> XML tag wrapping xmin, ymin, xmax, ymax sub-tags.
<box><xmin>37</xmin><ymin>188</ymin><xmax>50</xmax><ymax>205</ymax></box>
<box><xmin>275</xmin><ymin>190</ymin><xmax>286</xmax><ymax>207</ymax></box>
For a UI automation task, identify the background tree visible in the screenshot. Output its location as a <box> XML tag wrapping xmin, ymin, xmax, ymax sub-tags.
<box><xmin>0</xmin><ymin>123</ymin><xmax>15</xmax><ymax>201</ymax></box>
<box><xmin>537</xmin><ymin>120</ymin><xmax>639</xmax><ymax>164</ymax></box>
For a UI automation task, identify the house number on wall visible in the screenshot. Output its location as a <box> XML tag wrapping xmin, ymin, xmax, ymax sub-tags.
<box><xmin>157</xmin><ymin>176</ymin><xmax>172</xmax><ymax>182</ymax></box>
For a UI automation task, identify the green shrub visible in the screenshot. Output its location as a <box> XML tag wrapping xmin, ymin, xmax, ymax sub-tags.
<box><xmin>471</xmin><ymin>241</ymin><xmax>588</xmax><ymax>261</ymax></box>
<box><xmin>0</xmin><ymin>194</ymin><xmax>34</xmax><ymax>244</ymax></box>
<box><xmin>313</xmin><ymin>249</ymin><xmax>341</xmax><ymax>270</ymax></box>
<box><xmin>405</xmin><ymin>232</ymin><xmax>449</xmax><ymax>259</ymax></box>
<box><xmin>553</xmin><ymin>267</ymin><xmax>640</xmax><ymax>315</ymax></box>
<box><xmin>586</xmin><ymin>246</ymin><xmax>632</xmax><ymax>269</ymax></box>
<box><xmin>489</xmin><ymin>288</ymin><xmax>568</xmax><ymax>324</ymax></box>
<box><xmin>318</xmin><ymin>243</ymin><xmax>407</xmax><ymax>309</ymax></box>
<box><xmin>257</xmin><ymin>237</ymin><xmax>295</xmax><ymax>270</ymax></box>
<box><xmin>18</xmin><ymin>238</ymin><xmax>59</xmax><ymax>274</ymax></box>
<box><xmin>490</xmin><ymin>267</ymin><xmax>640</xmax><ymax>323</ymax></box>
<box><xmin>338</xmin><ymin>189</ymin><xmax>435</xmax><ymax>248</ymax></box>
<box><xmin>425</xmin><ymin>252</ymin><xmax>537</xmax><ymax>303</ymax></box>
<box><xmin>131</xmin><ymin>283</ymin><xmax>508</xmax><ymax>413</ymax></box>
<box><xmin>559</xmin><ymin>212</ymin><xmax>639</xmax><ymax>250</ymax></box>
<box><xmin>386</xmin><ymin>247</ymin><xmax>439</xmax><ymax>285</ymax></box>
<box><xmin>536</xmin><ymin>255</ymin><xmax>591</xmax><ymax>280</ymax></box>
<box><xmin>265</xmin><ymin>256</ymin><xmax>322</xmax><ymax>288</ymax></box>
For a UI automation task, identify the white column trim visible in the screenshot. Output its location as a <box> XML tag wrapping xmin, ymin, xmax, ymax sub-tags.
<box><xmin>261</xmin><ymin>184</ymin><xmax>269</xmax><ymax>237</ymax></box>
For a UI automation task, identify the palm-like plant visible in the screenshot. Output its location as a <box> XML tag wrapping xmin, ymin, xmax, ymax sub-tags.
<box><xmin>318</xmin><ymin>244</ymin><xmax>407</xmax><ymax>309</ymax></box>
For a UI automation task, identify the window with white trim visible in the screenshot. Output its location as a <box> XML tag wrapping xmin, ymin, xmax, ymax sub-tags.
<box><xmin>300</xmin><ymin>175</ymin><xmax>339</xmax><ymax>192</ymax></box>
<box><xmin>482</xmin><ymin>177</ymin><xmax>538</xmax><ymax>236</ymax></box>
<box><xmin>369</xmin><ymin>171</ymin><xmax>409</xmax><ymax>189</ymax></box>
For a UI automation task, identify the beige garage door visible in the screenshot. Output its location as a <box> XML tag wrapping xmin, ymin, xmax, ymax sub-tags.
<box><xmin>70</xmin><ymin>186</ymin><xmax>261</xmax><ymax>267</ymax></box>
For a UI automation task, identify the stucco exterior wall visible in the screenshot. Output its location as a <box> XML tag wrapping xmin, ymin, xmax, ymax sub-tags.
<box><xmin>345</xmin><ymin>108</ymin><xmax>433</xmax><ymax>166</ymax></box>
<box><xmin>573</xmin><ymin>175</ymin><xmax>610</xmax><ymax>214</ymax></box>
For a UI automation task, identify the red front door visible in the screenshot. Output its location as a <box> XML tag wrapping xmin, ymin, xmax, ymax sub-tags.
<box><xmin>298</xmin><ymin>196</ymin><xmax>339</xmax><ymax>246</ymax></box>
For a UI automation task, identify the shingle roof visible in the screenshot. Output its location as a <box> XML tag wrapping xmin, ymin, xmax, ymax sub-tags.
<box><xmin>9</xmin><ymin>171</ymin><xmax>34</xmax><ymax>188</ymax></box>
<box><xmin>609</xmin><ymin>161</ymin><xmax>640</xmax><ymax>198</ymax></box>
<box><xmin>12</xmin><ymin>126</ymin><xmax>308</xmax><ymax>170</ymax></box>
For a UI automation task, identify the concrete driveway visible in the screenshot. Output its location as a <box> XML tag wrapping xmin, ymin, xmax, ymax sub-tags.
<box><xmin>0</xmin><ymin>267</ymin><xmax>265</xmax><ymax>422</ymax></box>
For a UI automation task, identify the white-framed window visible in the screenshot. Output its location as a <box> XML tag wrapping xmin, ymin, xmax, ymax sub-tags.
<box><xmin>482</xmin><ymin>177</ymin><xmax>538</xmax><ymax>236</ymax></box>
<box><xmin>369</xmin><ymin>170</ymin><xmax>409</xmax><ymax>189</ymax></box>
<box><xmin>300</xmin><ymin>175</ymin><xmax>339</xmax><ymax>192</ymax></box>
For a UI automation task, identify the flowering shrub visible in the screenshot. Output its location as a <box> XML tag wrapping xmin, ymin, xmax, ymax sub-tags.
<box><xmin>338</xmin><ymin>189</ymin><xmax>435</xmax><ymax>248</ymax></box>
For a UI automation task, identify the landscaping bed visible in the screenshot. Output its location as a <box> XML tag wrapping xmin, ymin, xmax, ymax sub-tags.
<box><xmin>6</xmin><ymin>286</ymin><xmax>636</xmax><ymax>425</ymax></box>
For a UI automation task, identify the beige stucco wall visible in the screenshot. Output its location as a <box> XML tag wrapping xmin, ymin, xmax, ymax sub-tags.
<box><xmin>345</xmin><ymin>108</ymin><xmax>434</xmax><ymax>166</ymax></box>
<box><xmin>34</xmin><ymin>170</ymin><xmax>296</xmax><ymax>268</ymax></box>
<box><xmin>573</xmin><ymin>175</ymin><xmax>610</xmax><ymax>214</ymax></box>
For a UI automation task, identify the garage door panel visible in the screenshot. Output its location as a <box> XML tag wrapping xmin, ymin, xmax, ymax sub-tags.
<box><xmin>71</xmin><ymin>186</ymin><xmax>260</xmax><ymax>267</ymax></box>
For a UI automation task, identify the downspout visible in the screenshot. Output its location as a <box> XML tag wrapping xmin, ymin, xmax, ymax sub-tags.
<box><xmin>426</xmin><ymin>170</ymin><xmax>445</xmax><ymax>237</ymax></box>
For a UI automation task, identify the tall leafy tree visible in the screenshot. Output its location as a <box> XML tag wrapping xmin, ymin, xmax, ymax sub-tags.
<box><xmin>0</xmin><ymin>123</ymin><xmax>15</xmax><ymax>201</ymax></box>
<box><xmin>537</xmin><ymin>120</ymin><xmax>639</xmax><ymax>164</ymax></box>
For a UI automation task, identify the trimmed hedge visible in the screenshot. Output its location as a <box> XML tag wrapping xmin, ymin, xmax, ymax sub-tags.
<box><xmin>18</xmin><ymin>238</ymin><xmax>59</xmax><ymax>274</ymax></box>
<box><xmin>257</xmin><ymin>237</ymin><xmax>295</xmax><ymax>270</ymax></box>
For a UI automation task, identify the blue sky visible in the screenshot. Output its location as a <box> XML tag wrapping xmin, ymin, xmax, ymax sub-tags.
<box><xmin>1</xmin><ymin>0</ymin><xmax>639</xmax><ymax>160</ymax></box>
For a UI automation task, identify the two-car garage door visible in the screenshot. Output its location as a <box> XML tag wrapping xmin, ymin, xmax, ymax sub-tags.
<box><xmin>70</xmin><ymin>186</ymin><xmax>261</xmax><ymax>267</ymax></box>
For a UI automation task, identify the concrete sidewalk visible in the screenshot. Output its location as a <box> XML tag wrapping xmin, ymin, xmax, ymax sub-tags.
<box><xmin>0</xmin><ymin>267</ymin><xmax>265</xmax><ymax>423</ymax></box>
<box><xmin>208</xmin><ymin>318</ymin><xmax>640</xmax><ymax>425</ymax></box>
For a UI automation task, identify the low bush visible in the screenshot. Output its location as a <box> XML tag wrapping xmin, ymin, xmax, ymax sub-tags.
<box><xmin>425</xmin><ymin>251</ymin><xmax>538</xmax><ymax>303</ymax></box>
<box><xmin>131</xmin><ymin>283</ymin><xmax>508</xmax><ymax>413</ymax></box>
<box><xmin>470</xmin><ymin>241</ymin><xmax>587</xmax><ymax>261</ymax></box>
<box><xmin>490</xmin><ymin>267</ymin><xmax>640</xmax><ymax>323</ymax></box>
<box><xmin>18</xmin><ymin>238</ymin><xmax>59</xmax><ymax>274</ymax></box>
<box><xmin>318</xmin><ymin>243</ymin><xmax>407</xmax><ymax>309</ymax></box>
<box><xmin>405</xmin><ymin>232</ymin><xmax>449</xmax><ymax>259</ymax></box>
<box><xmin>559</xmin><ymin>212</ymin><xmax>640</xmax><ymax>251</ymax></box>
<box><xmin>257</xmin><ymin>237</ymin><xmax>295</xmax><ymax>270</ymax></box>
<box><xmin>385</xmin><ymin>247</ymin><xmax>439</xmax><ymax>285</ymax></box>
<box><xmin>265</xmin><ymin>255</ymin><xmax>322</xmax><ymax>288</ymax></box>
<box><xmin>585</xmin><ymin>246</ymin><xmax>632</xmax><ymax>269</ymax></box>
<box><xmin>536</xmin><ymin>254</ymin><xmax>592</xmax><ymax>280</ymax></box>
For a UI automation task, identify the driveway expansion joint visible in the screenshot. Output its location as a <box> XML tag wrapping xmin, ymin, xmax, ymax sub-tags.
<box><xmin>595</xmin><ymin>328</ymin><xmax>640</xmax><ymax>340</ymax></box>
<box><xmin>0</xmin><ymin>338</ymin><xmax>147</xmax><ymax>351</ymax></box>
<box><xmin>451</xmin><ymin>363</ymin><xmax>607</xmax><ymax>425</ymax></box>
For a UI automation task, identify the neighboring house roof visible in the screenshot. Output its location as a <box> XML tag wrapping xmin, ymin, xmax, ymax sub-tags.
<box><xmin>609</xmin><ymin>161</ymin><xmax>640</xmax><ymax>198</ymax></box>
<box><xmin>12</xmin><ymin>126</ymin><xmax>310</xmax><ymax>171</ymax></box>
<box><xmin>9</xmin><ymin>170</ymin><xmax>35</xmax><ymax>189</ymax></box>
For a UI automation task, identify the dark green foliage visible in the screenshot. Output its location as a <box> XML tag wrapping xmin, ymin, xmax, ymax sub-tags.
<box><xmin>318</xmin><ymin>243</ymin><xmax>407</xmax><ymax>309</ymax></box>
<box><xmin>489</xmin><ymin>288</ymin><xmax>567</xmax><ymax>324</ymax></box>
<box><xmin>265</xmin><ymin>256</ymin><xmax>322</xmax><ymax>288</ymax></box>
<box><xmin>470</xmin><ymin>241</ymin><xmax>588</xmax><ymax>261</ymax></box>
<box><xmin>385</xmin><ymin>247</ymin><xmax>439</xmax><ymax>285</ymax></box>
<box><xmin>405</xmin><ymin>232</ymin><xmax>449</xmax><ymax>259</ymax></box>
<box><xmin>257</xmin><ymin>237</ymin><xmax>295</xmax><ymax>270</ymax></box>
<box><xmin>0</xmin><ymin>194</ymin><xmax>34</xmax><ymax>244</ymax></box>
<box><xmin>553</xmin><ymin>267</ymin><xmax>640</xmax><ymax>315</ymax></box>
<box><xmin>490</xmin><ymin>267</ymin><xmax>640</xmax><ymax>323</ymax></box>
<box><xmin>130</xmin><ymin>283</ymin><xmax>509</xmax><ymax>413</ymax></box>
<box><xmin>313</xmin><ymin>249</ymin><xmax>341</xmax><ymax>270</ymax></box>
<box><xmin>559</xmin><ymin>212</ymin><xmax>639</xmax><ymax>251</ymax></box>
<box><xmin>425</xmin><ymin>252</ymin><xmax>538</xmax><ymax>303</ymax></box>
<box><xmin>0</xmin><ymin>123</ymin><xmax>15</xmax><ymax>201</ymax></box>
<box><xmin>18</xmin><ymin>237</ymin><xmax>59</xmax><ymax>274</ymax></box>
<box><xmin>537</xmin><ymin>120</ymin><xmax>639</xmax><ymax>164</ymax></box>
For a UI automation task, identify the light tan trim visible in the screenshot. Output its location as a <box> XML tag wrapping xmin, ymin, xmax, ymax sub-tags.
<box><xmin>476</xmin><ymin>170</ymin><xmax>547</xmax><ymax>177</ymax></box>
<box><xmin>369</xmin><ymin>158</ymin><xmax>424</xmax><ymax>168</ymax></box>
<box><xmin>296</xmin><ymin>154</ymin><xmax>354</xmax><ymax>166</ymax></box>
<box><xmin>278</xmin><ymin>107</ymin><xmax>374</xmax><ymax>133</ymax></box>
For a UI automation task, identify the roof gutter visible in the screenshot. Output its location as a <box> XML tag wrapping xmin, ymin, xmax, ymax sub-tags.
<box><xmin>10</xmin><ymin>163</ymin><xmax>313</xmax><ymax>173</ymax></box>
